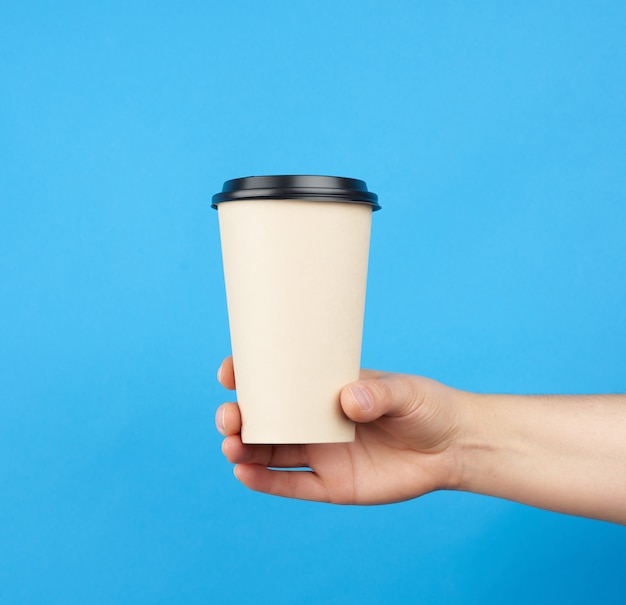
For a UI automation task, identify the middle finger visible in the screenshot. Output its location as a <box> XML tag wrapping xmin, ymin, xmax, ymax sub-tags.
<box><xmin>222</xmin><ymin>435</ymin><xmax>310</xmax><ymax>469</ymax></box>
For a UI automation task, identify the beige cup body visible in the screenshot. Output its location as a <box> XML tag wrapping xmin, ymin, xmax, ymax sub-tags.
<box><xmin>217</xmin><ymin>199</ymin><xmax>372</xmax><ymax>443</ymax></box>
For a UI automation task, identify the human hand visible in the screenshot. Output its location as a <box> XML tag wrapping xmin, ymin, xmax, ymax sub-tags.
<box><xmin>215</xmin><ymin>357</ymin><xmax>467</xmax><ymax>505</ymax></box>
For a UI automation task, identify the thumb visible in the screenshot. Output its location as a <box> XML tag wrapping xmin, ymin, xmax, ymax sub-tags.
<box><xmin>340</xmin><ymin>374</ymin><xmax>422</xmax><ymax>423</ymax></box>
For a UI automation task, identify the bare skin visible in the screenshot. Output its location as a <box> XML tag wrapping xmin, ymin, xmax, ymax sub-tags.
<box><xmin>216</xmin><ymin>356</ymin><xmax>626</xmax><ymax>524</ymax></box>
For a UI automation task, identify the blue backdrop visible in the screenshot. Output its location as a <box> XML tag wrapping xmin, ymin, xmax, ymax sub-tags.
<box><xmin>1</xmin><ymin>1</ymin><xmax>625</xmax><ymax>603</ymax></box>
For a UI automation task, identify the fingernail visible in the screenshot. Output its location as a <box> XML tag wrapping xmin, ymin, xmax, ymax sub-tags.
<box><xmin>217</xmin><ymin>364</ymin><xmax>223</xmax><ymax>383</ymax></box>
<box><xmin>349</xmin><ymin>386</ymin><xmax>373</xmax><ymax>411</ymax></box>
<box><xmin>216</xmin><ymin>408</ymin><xmax>226</xmax><ymax>434</ymax></box>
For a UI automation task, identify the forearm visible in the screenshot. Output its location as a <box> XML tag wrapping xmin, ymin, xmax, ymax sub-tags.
<box><xmin>456</xmin><ymin>391</ymin><xmax>626</xmax><ymax>524</ymax></box>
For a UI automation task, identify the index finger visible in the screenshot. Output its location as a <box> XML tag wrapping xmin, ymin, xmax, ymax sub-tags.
<box><xmin>217</xmin><ymin>356</ymin><xmax>236</xmax><ymax>390</ymax></box>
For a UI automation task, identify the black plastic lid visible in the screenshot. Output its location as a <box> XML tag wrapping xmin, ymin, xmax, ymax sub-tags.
<box><xmin>211</xmin><ymin>175</ymin><xmax>380</xmax><ymax>211</ymax></box>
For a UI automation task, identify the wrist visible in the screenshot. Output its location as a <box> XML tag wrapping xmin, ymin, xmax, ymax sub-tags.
<box><xmin>450</xmin><ymin>390</ymin><xmax>504</xmax><ymax>495</ymax></box>
<box><xmin>420</xmin><ymin>381</ymin><xmax>488</xmax><ymax>493</ymax></box>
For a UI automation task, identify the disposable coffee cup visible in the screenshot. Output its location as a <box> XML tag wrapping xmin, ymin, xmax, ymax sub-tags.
<box><xmin>212</xmin><ymin>175</ymin><xmax>380</xmax><ymax>443</ymax></box>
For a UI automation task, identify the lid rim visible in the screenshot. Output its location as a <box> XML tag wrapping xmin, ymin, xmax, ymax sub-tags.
<box><xmin>211</xmin><ymin>175</ymin><xmax>381</xmax><ymax>211</ymax></box>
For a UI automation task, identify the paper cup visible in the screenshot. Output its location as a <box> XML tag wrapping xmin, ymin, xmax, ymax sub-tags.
<box><xmin>213</xmin><ymin>175</ymin><xmax>380</xmax><ymax>443</ymax></box>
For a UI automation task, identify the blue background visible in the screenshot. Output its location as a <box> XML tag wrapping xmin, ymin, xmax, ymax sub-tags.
<box><xmin>2</xmin><ymin>1</ymin><xmax>625</xmax><ymax>603</ymax></box>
